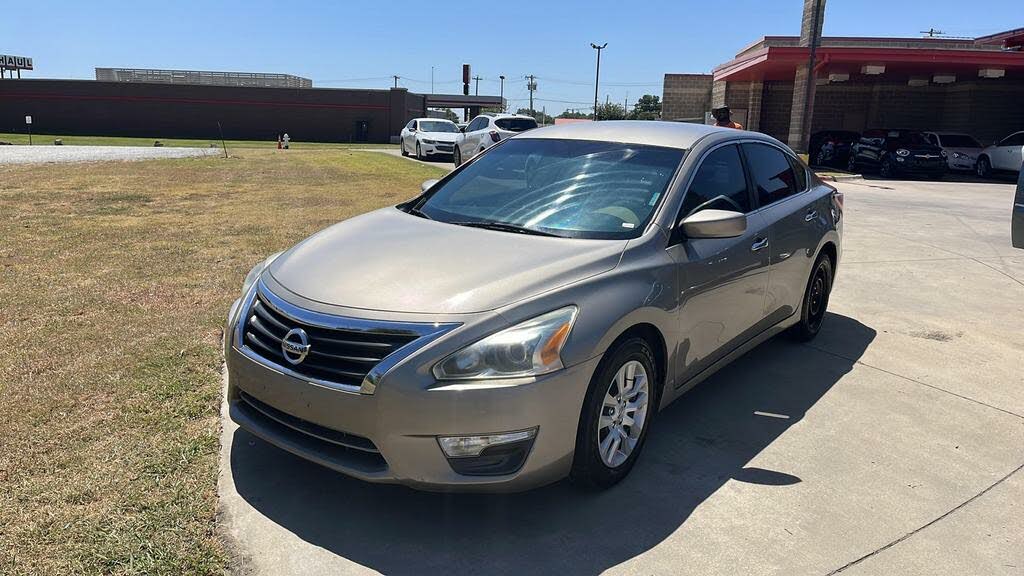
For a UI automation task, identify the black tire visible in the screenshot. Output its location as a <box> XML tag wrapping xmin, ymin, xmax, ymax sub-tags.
<box><xmin>790</xmin><ymin>254</ymin><xmax>834</xmax><ymax>342</ymax></box>
<box><xmin>570</xmin><ymin>337</ymin><xmax>658</xmax><ymax>490</ymax></box>
<box><xmin>847</xmin><ymin>153</ymin><xmax>857</xmax><ymax>173</ymax></box>
<box><xmin>879</xmin><ymin>156</ymin><xmax>896</xmax><ymax>178</ymax></box>
<box><xmin>976</xmin><ymin>156</ymin><xmax>992</xmax><ymax>179</ymax></box>
<box><xmin>415</xmin><ymin>142</ymin><xmax>423</xmax><ymax>160</ymax></box>
<box><xmin>400</xmin><ymin>141</ymin><xmax>408</xmax><ymax>157</ymax></box>
<box><xmin>453</xmin><ymin>147</ymin><xmax>462</xmax><ymax>167</ymax></box>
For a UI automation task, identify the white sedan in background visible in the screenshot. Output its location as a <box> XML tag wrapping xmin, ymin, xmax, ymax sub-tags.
<box><xmin>454</xmin><ymin>113</ymin><xmax>538</xmax><ymax>166</ymax></box>
<box><xmin>977</xmin><ymin>131</ymin><xmax>1024</xmax><ymax>178</ymax></box>
<box><xmin>400</xmin><ymin>118</ymin><xmax>461</xmax><ymax>159</ymax></box>
<box><xmin>923</xmin><ymin>132</ymin><xmax>984</xmax><ymax>172</ymax></box>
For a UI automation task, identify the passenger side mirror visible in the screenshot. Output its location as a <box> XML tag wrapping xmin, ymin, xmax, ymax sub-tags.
<box><xmin>420</xmin><ymin>179</ymin><xmax>439</xmax><ymax>192</ymax></box>
<box><xmin>680</xmin><ymin>209</ymin><xmax>747</xmax><ymax>239</ymax></box>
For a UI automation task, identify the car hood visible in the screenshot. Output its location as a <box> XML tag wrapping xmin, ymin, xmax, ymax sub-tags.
<box><xmin>267</xmin><ymin>207</ymin><xmax>627</xmax><ymax>314</ymax></box>
<box><xmin>420</xmin><ymin>132</ymin><xmax>460</xmax><ymax>143</ymax></box>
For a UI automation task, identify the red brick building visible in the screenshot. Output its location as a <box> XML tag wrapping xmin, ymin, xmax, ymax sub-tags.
<box><xmin>663</xmin><ymin>27</ymin><xmax>1024</xmax><ymax>148</ymax></box>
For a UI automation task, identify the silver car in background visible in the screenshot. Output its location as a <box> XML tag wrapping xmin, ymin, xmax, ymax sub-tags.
<box><xmin>226</xmin><ymin>121</ymin><xmax>843</xmax><ymax>492</ymax></box>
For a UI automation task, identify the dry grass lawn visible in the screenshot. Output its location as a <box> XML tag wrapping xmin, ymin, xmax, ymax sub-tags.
<box><xmin>0</xmin><ymin>150</ymin><xmax>445</xmax><ymax>574</ymax></box>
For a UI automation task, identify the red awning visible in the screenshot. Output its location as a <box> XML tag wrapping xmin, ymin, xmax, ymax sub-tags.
<box><xmin>713</xmin><ymin>46</ymin><xmax>1024</xmax><ymax>82</ymax></box>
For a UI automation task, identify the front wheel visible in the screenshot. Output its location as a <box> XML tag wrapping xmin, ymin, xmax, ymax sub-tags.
<box><xmin>847</xmin><ymin>153</ymin><xmax>858</xmax><ymax>173</ymax></box>
<box><xmin>976</xmin><ymin>157</ymin><xmax>992</xmax><ymax>179</ymax></box>
<box><xmin>790</xmin><ymin>255</ymin><xmax>834</xmax><ymax>341</ymax></box>
<box><xmin>571</xmin><ymin>338</ymin><xmax>657</xmax><ymax>490</ymax></box>
<box><xmin>453</xmin><ymin>147</ymin><xmax>462</xmax><ymax>167</ymax></box>
<box><xmin>415</xmin><ymin>142</ymin><xmax>423</xmax><ymax>159</ymax></box>
<box><xmin>400</xmin><ymin>140</ymin><xmax>408</xmax><ymax>157</ymax></box>
<box><xmin>879</xmin><ymin>156</ymin><xmax>895</xmax><ymax>178</ymax></box>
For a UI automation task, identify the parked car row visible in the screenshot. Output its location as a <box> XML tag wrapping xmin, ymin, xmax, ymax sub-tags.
<box><xmin>811</xmin><ymin>128</ymin><xmax>1024</xmax><ymax>180</ymax></box>
<box><xmin>399</xmin><ymin>113</ymin><xmax>539</xmax><ymax>164</ymax></box>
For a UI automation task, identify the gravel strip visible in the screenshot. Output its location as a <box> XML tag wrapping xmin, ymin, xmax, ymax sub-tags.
<box><xmin>0</xmin><ymin>145</ymin><xmax>223</xmax><ymax>165</ymax></box>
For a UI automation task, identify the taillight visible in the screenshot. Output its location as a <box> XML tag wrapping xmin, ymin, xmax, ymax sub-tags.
<box><xmin>489</xmin><ymin>131</ymin><xmax>500</xmax><ymax>143</ymax></box>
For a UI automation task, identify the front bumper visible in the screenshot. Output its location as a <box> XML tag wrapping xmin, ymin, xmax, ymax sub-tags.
<box><xmin>419</xmin><ymin>141</ymin><xmax>456</xmax><ymax>156</ymax></box>
<box><xmin>225</xmin><ymin>331</ymin><xmax>600</xmax><ymax>492</ymax></box>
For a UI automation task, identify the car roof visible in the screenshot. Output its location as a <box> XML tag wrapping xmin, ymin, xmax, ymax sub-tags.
<box><xmin>514</xmin><ymin>120</ymin><xmax>759</xmax><ymax>150</ymax></box>
<box><xmin>411</xmin><ymin>117</ymin><xmax>456</xmax><ymax>123</ymax></box>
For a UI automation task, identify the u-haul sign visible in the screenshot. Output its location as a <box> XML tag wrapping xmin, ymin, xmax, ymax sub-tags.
<box><xmin>0</xmin><ymin>55</ymin><xmax>33</xmax><ymax>70</ymax></box>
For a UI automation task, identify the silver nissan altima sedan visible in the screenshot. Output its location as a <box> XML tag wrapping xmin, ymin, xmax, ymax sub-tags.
<box><xmin>225</xmin><ymin>121</ymin><xmax>843</xmax><ymax>492</ymax></box>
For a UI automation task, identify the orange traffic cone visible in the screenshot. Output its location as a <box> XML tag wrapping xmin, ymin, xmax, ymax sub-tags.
<box><xmin>277</xmin><ymin>135</ymin><xmax>282</xmax><ymax>149</ymax></box>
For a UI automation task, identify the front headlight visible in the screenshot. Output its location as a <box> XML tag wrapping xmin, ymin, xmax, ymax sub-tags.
<box><xmin>896</xmin><ymin>148</ymin><xmax>911</xmax><ymax>157</ymax></box>
<box><xmin>433</xmin><ymin>306</ymin><xmax>578</xmax><ymax>380</ymax></box>
<box><xmin>241</xmin><ymin>251</ymin><xmax>282</xmax><ymax>297</ymax></box>
<box><xmin>422</xmin><ymin>139</ymin><xmax>437</xmax><ymax>144</ymax></box>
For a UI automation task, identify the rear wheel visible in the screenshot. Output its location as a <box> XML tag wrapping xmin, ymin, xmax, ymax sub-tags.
<box><xmin>571</xmin><ymin>338</ymin><xmax>657</xmax><ymax>490</ymax></box>
<box><xmin>976</xmin><ymin>156</ymin><xmax>992</xmax><ymax>179</ymax></box>
<box><xmin>790</xmin><ymin>254</ymin><xmax>834</xmax><ymax>342</ymax></box>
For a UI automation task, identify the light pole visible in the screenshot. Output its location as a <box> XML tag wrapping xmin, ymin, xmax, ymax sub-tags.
<box><xmin>499</xmin><ymin>75</ymin><xmax>506</xmax><ymax>111</ymax></box>
<box><xmin>590</xmin><ymin>42</ymin><xmax>607</xmax><ymax>120</ymax></box>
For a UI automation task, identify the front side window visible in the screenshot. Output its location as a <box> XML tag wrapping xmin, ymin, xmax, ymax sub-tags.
<box><xmin>414</xmin><ymin>139</ymin><xmax>684</xmax><ymax>239</ymax></box>
<box><xmin>1001</xmin><ymin>133</ymin><xmax>1024</xmax><ymax>147</ymax></box>
<box><xmin>938</xmin><ymin>134</ymin><xmax>982</xmax><ymax>148</ymax></box>
<box><xmin>679</xmin><ymin>145</ymin><xmax>751</xmax><ymax>219</ymax></box>
<box><xmin>742</xmin><ymin>143</ymin><xmax>799</xmax><ymax>206</ymax></box>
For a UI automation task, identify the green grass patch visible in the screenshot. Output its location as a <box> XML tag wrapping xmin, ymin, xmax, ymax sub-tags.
<box><xmin>0</xmin><ymin>132</ymin><xmax>397</xmax><ymax>150</ymax></box>
<box><xmin>0</xmin><ymin>149</ymin><xmax>445</xmax><ymax>575</ymax></box>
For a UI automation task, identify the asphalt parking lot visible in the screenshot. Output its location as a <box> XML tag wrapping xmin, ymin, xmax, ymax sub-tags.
<box><xmin>218</xmin><ymin>174</ymin><xmax>1023</xmax><ymax>575</ymax></box>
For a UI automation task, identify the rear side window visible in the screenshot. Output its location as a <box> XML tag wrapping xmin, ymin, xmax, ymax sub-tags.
<box><xmin>495</xmin><ymin>118</ymin><xmax>538</xmax><ymax>132</ymax></box>
<box><xmin>742</xmin><ymin>143</ymin><xmax>799</xmax><ymax>206</ymax></box>
<box><xmin>680</xmin><ymin>145</ymin><xmax>751</xmax><ymax>218</ymax></box>
<box><xmin>1002</xmin><ymin>133</ymin><xmax>1024</xmax><ymax>147</ymax></box>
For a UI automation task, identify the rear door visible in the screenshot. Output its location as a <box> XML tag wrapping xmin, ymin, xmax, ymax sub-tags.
<box><xmin>667</xmin><ymin>143</ymin><xmax>771</xmax><ymax>384</ymax></box>
<box><xmin>742</xmin><ymin>142</ymin><xmax>826</xmax><ymax>324</ymax></box>
<box><xmin>998</xmin><ymin>133</ymin><xmax>1024</xmax><ymax>171</ymax></box>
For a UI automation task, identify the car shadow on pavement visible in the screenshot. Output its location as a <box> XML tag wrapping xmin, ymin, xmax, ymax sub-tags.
<box><xmin>230</xmin><ymin>313</ymin><xmax>875</xmax><ymax>575</ymax></box>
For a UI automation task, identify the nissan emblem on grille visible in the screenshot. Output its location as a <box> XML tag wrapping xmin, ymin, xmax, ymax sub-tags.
<box><xmin>281</xmin><ymin>327</ymin><xmax>311</xmax><ymax>364</ymax></box>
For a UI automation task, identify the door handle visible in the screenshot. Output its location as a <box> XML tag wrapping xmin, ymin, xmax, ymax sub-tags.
<box><xmin>751</xmin><ymin>237</ymin><xmax>769</xmax><ymax>251</ymax></box>
<box><xmin>805</xmin><ymin>210</ymin><xmax>818</xmax><ymax>222</ymax></box>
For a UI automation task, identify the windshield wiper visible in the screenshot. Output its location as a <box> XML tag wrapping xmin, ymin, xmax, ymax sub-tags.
<box><xmin>405</xmin><ymin>205</ymin><xmax>433</xmax><ymax>220</ymax></box>
<box><xmin>449</xmin><ymin>220</ymin><xmax>562</xmax><ymax>237</ymax></box>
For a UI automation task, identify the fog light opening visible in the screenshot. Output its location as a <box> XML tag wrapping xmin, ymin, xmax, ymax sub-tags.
<box><xmin>438</xmin><ymin>428</ymin><xmax>537</xmax><ymax>458</ymax></box>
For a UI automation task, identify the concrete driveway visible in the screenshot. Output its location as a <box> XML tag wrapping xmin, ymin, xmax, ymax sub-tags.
<box><xmin>218</xmin><ymin>176</ymin><xmax>1023</xmax><ymax>575</ymax></box>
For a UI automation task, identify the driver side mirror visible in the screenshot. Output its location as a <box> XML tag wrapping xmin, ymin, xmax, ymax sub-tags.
<box><xmin>459</xmin><ymin>126</ymin><xmax>466</xmax><ymax>133</ymax></box>
<box><xmin>420</xmin><ymin>179</ymin><xmax>439</xmax><ymax>192</ymax></box>
<box><xmin>680</xmin><ymin>209</ymin><xmax>747</xmax><ymax>239</ymax></box>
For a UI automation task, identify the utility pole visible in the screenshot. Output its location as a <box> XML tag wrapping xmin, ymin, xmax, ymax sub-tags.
<box><xmin>431</xmin><ymin>66</ymin><xmax>434</xmax><ymax>94</ymax></box>
<box><xmin>590</xmin><ymin>42</ymin><xmax>607</xmax><ymax>121</ymax></box>
<box><xmin>799</xmin><ymin>0</ymin><xmax>824</xmax><ymax>153</ymax></box>
<box><xmin>525</xmin><ymin>75</ymin><xmax>537</xmax><ymax>114</ymax></box>
<box><xmin>472</xmin><ymin>75</ymin><xmax>482</xmax><ymax>95</ymax></box>
<box><xmin>392</xmin><ymin>75</ymin><xmax>400</xmax><ymax>88</ymax></box>
<box><xmin>499</xmin><ymin>75</ymin><xmax>506</xmax><ymax>111</ymax></box>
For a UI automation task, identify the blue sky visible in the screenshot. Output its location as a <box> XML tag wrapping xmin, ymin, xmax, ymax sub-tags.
<box><xmin>3</xmin><ymin>0</ymin><xmax>1017</xmax><ymax>114</ymax></box>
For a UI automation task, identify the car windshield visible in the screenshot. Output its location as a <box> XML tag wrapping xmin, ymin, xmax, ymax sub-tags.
<box><xmin>892</xmin><ymin>132</ymin><xmax>932</xmax><ymax>146</ymax></box>
<box><xmin>495</xmin><ymin>118</ymin><xmax>538</xmax><ymax>132</ymax></box>
<box><xmin>419</xmin><ymin>121</ymin><xmax>459</xmax><ymax>133</ymax></box>
<box><xmin>938</xmin><ymin>134</ymin><xmax>982</xmax><ymax>148</ymax></box>
<box><xmin>413</xmin><ymin>139</ymin><xmax>684</xmax><ymax>239</ymax></box>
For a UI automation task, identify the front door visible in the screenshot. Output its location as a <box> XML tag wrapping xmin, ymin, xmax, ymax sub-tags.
<box><xmin>667</xmin><ymin>143</ymin><xmax>770</xmax><ymax>385</ymax></box>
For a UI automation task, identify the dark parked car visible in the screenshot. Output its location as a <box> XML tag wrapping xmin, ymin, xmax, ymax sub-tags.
<box><xmin>809</xmin><ymin>130</ymin><xmax>860</xmax><ymax>168</ymax></box>
<box><xmin>847</xmin><ymin>129</ymin><xmax>948</xmax><ymax>179</ymax></box>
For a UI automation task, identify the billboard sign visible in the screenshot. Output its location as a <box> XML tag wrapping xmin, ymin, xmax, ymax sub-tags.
<box><xmin>0</xmin><ymin>54</ymin><xmax>33</xmax><ymax>70</ymax></box>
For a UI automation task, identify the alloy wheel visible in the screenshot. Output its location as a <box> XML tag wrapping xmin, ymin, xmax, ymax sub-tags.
<box><xmin>597</xmin><ymin>360</ymin><xmax>650</xmax><ymax>468</ymax></box>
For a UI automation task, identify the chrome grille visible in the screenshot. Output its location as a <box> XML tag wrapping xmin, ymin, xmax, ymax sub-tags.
<box><xmin>242</xmin><ymin>292</ymin><xmax>420</xmax><ymax>389</ymax></box>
